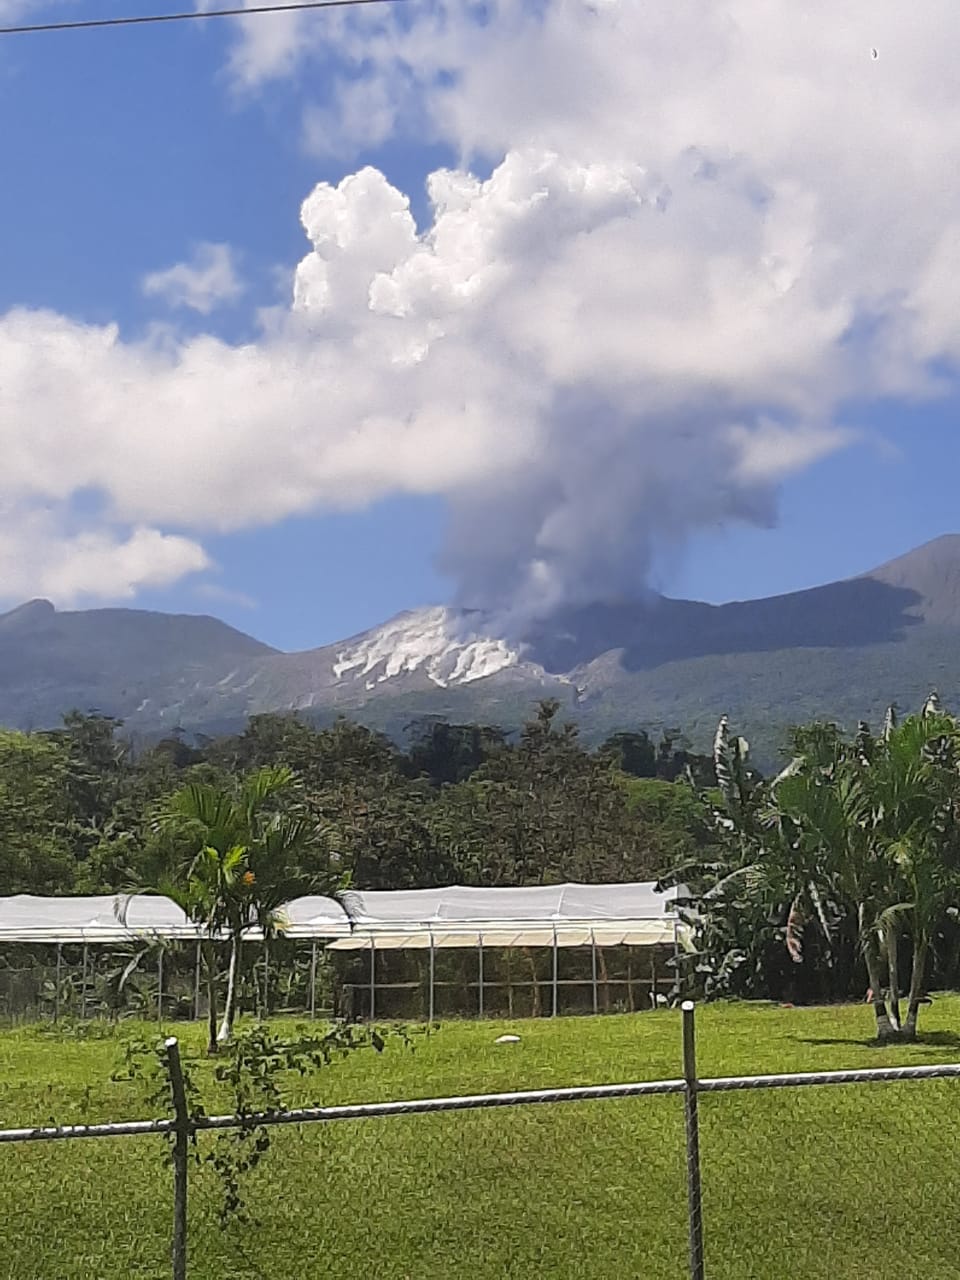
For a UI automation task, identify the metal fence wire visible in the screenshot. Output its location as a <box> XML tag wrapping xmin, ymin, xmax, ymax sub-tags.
<box><xmin>3</xmin><ymin>1002</ymin><xmax>960</xmax><ymax>1279</ymax></box>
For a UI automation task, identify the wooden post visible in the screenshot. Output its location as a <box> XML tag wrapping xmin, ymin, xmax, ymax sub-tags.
<box><xmin>164</xmin><ymin>1037</ymin><xmax>190</xmax><ymax>1280</ymax></box>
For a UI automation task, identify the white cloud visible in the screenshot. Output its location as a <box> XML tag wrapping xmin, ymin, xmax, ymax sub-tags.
<box><xmin>0</xmin><ymin>513</ymin><xmax>209</xmax><ymax>605</ymax></box>
<box><xmin>302</xmin><ymin>74</ymin><xmax>404</xmax><ymax>158</ymax></box>
<box><xmin>222</xmin><ymin>3</ymin><xmax>309</xmax><ymax>88</ymax></box>
<box><xmin>730</xmin><ymin>422</ymin><xmax>860</xmax><ymax>485</ymax></box>
<box><xmin>4</xmin><ymin>2</ymin><xmax>960</xmax><ymax>610</ymax></box>
<box><xmin>142</xmin><ymin>243</ymin><xmax>244</xmax><ymax>314</ymax></box>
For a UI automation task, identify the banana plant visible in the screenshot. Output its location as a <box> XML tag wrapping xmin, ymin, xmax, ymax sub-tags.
<box><xmin>659</xmin><ymin>717</ymin><xmax>802</xmax><ymax>1001</ymax></box>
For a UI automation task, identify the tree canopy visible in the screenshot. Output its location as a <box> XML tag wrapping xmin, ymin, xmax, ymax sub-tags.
<box><xmin>0</xmin><ymin>706</ymin><xmax>706</xmax><ymax>901</ymax></box>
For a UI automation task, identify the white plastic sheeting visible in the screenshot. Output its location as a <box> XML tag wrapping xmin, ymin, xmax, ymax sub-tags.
<box><xmin>277</xmin><ymin>895</ymin><xmax>352</xmax><ymax>940</ymax></box>
<box><xmin>0</xmin><ymin>894</ymin><xmax>203</xmax><ymax>943</ymax></box>
<box><xmin>0</xmin><ymin>893</ymin><xmax>350</xmax><ymax>944</ymax></box>
<box><xmin>328</xmin><ymin>882</ymin><xmax>685</xmax><ymax>950</ymax></box>
<box><xmin>0</xmin><ymin>882</ymin><xmax>685</xmax><ymax>948</ymax></box>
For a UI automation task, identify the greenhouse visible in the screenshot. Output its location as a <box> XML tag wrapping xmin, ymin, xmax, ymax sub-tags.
<box><xmin>0</xmin><ymin>882</ymin><xmax>688</xmax><ymax>1023</ymax></box>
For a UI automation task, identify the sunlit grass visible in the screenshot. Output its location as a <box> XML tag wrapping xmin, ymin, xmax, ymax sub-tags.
<box><xmin>2</xmin><ymin>999</ymin><xmax>960</xmax><ymax>1278</ymax></box>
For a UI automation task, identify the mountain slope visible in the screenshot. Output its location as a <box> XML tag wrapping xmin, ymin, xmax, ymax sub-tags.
<box><xmin>0</xmin><ymin>599</ymin><xmax>276</xmax><ymax>730</ymax></box>
<box><xmin>2</xmin><ymin>536</ymin><xmax>960</xmax><ymax>765</ymax></box>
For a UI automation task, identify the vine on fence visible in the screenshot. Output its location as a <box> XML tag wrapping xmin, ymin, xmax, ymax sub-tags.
<box><xmin>113</xmin><ymin>1021</ymin><xmax>415</xmax><ymax>1224</ymax></box>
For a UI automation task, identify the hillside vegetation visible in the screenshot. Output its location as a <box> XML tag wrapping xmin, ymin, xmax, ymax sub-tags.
<box><xmin>5</xmin><ymin>537</ymin><xmax>960</xmax><ymax>767</ymax></box>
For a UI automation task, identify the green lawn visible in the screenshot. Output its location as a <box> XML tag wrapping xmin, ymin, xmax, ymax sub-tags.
<box><xmin>2</xmin><ymin>1000</ymin><xmax>960</xmax><ymax>1279</ymax></box>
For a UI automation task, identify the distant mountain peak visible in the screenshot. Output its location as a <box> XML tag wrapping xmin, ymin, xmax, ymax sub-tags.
<box><xmin>331</xmin><ymin>606</ymin><xmax>522</xmax><ymax>689</ymax></box>
<box><xmin>0</xmin><ymin>599</ymin><xmax>56</xmax><ymax>631</ymax></box>
<box><xmin>867</xmin><ymin>533</ymin><xmax>960</xmax><ymax>574</ymax></box>
<box><xmin>864</xmin><ymin>534</ymin><xmax>960</xmax><ymax>625</ymax></box>
<box><xmin>3</xmin><ymin>535</ymin><xmax>960</xmax><ymax>756</ymax></box>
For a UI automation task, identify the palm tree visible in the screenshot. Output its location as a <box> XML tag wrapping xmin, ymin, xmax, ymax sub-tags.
<box><xmin>673</xmin><ymin>701</ymin><xmax>960</xmax><ymax>1037</ymax></box>
<box><xmin>154</xmin><ymin>847</ymin><xmax>244</xmax><ymax>1054</ymax></box>
<box><xmin>149</xmin><ymin>766</ymin><xmax>328</xmax><ymax>1047</ymax></box>
<box><xmin>764</xmin><ymin>697</ymin><xmax>960</xmax><ymax>1039</ymax></box>
<box><xmin>115</xmin><ymin>839</ymin><xmax>242</xmax><ymax>1054</ymax></box>
<box><xmin>662</xmin><ymin>717</ymin><xmax>815</xmax><ymax>1004</ymax></box>
<box><xmin>240</xmin><ymin>808</ymin><xmax>329</xmax><ymax>1021</ymax></box>
<box><xmin>769</xmin><ymin>729</ymin><xmax>899</xmax><ymax>1038</ymax></box>
<box><xmin>869</xmin><ymin>701</ymin><xmax>960</xmax><ymax>1038</ymax></box>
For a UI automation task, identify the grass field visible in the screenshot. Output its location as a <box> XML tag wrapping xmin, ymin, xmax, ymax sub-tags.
<box><xmin>3</xmin><ymin>1000</ymin><xmax>960</xmax><ymax>1279</ymax></box>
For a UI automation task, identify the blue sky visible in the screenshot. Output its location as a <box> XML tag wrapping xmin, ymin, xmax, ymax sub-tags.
<box><xmin>1</xmin><ymin>1</ymin><xmax>958</xmax><ymax>651</ymax></box>
<box><xmin>0</xmin><ymin>8</ymin><xmax>456</xmax><ymax>647</ymax></box>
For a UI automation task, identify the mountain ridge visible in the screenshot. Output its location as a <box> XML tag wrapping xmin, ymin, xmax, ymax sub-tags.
<box><xmin>2</xmin><ymin>534</ymin><xmax>960</xmax><ymax>762</ymax></box>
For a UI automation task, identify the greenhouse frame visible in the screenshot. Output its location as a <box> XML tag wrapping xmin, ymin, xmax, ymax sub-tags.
<box><xmin>0</xmin><ymin>882</ymin><xmax>688</xmax><ymax>1022</ymax></box>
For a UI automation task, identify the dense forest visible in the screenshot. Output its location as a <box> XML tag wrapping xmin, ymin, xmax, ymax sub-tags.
<box><xmin>6</xmin><ymin>694</ymin><xmax>960</xmax><ymax>1041</ymax></box>
<box><xmin>0</xmin><ymin>700</ymin><xmax>714</xmax><ymax>900</ymax></box>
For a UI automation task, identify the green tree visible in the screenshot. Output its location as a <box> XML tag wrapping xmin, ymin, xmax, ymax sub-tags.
<box><xmin>686</xmin><ymin>700</ymin><xmax>960</xmax><ymax>1038</ymax></box>
<box><xmin>0</xmin><ymin>730</ymin><xmax>74</xmax><ymax>894</ymax></box>
<box><xmin>597</xmin><ymin>731</ymin><xmax>657</xmax><ymax>778</ymax></box>
<box><xmin>403</xmin><ymin>718</ymin><xmax>506</xmax><ymax>786</ymax></box>
<box><xmin>867</xmin><ymin>700</ymin><xmax>960</xmax><ymax>1037</ymax></box>
<box><xmin>661</xmin><ymin>717</ymin><xmax>804</xmax><ymax>1002</ymax></box>
<box><xmin>618</xmin><ymin>776</ymin><xmax>718</xmax><ymax>872</ymax></box>
<box><xmin>434</xmin><ymin>700</ymin><xmax>658</xmax><ymax>886</ymax></box>
<box><xmin>150</xmin><ymin>766</ymin><xmax>332</xmax><ymax>1047</ymax></box>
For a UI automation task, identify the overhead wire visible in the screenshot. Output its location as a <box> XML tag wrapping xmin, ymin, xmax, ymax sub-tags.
<box><xmin>0</xmin><ymin>0</ymin><xmax>405</xmax><ymax>36</ymax></box>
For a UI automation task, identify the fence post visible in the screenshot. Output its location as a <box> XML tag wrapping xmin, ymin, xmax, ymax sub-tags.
<box><xmin>164</xmin><ymin>1037</ymin><xmax>190</xmax><ymax>1280</ymax></box>
<box><xmin>681</xmin><ymin>1001</ymin><xmax>706</xmax><ymax>1280</ymax></box>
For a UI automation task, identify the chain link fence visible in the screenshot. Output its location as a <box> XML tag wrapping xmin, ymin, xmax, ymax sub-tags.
<box><xmin>3</xmin><ymin>1004</ymin><xmax>960</xmax><ymax>1279</ymax></box>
